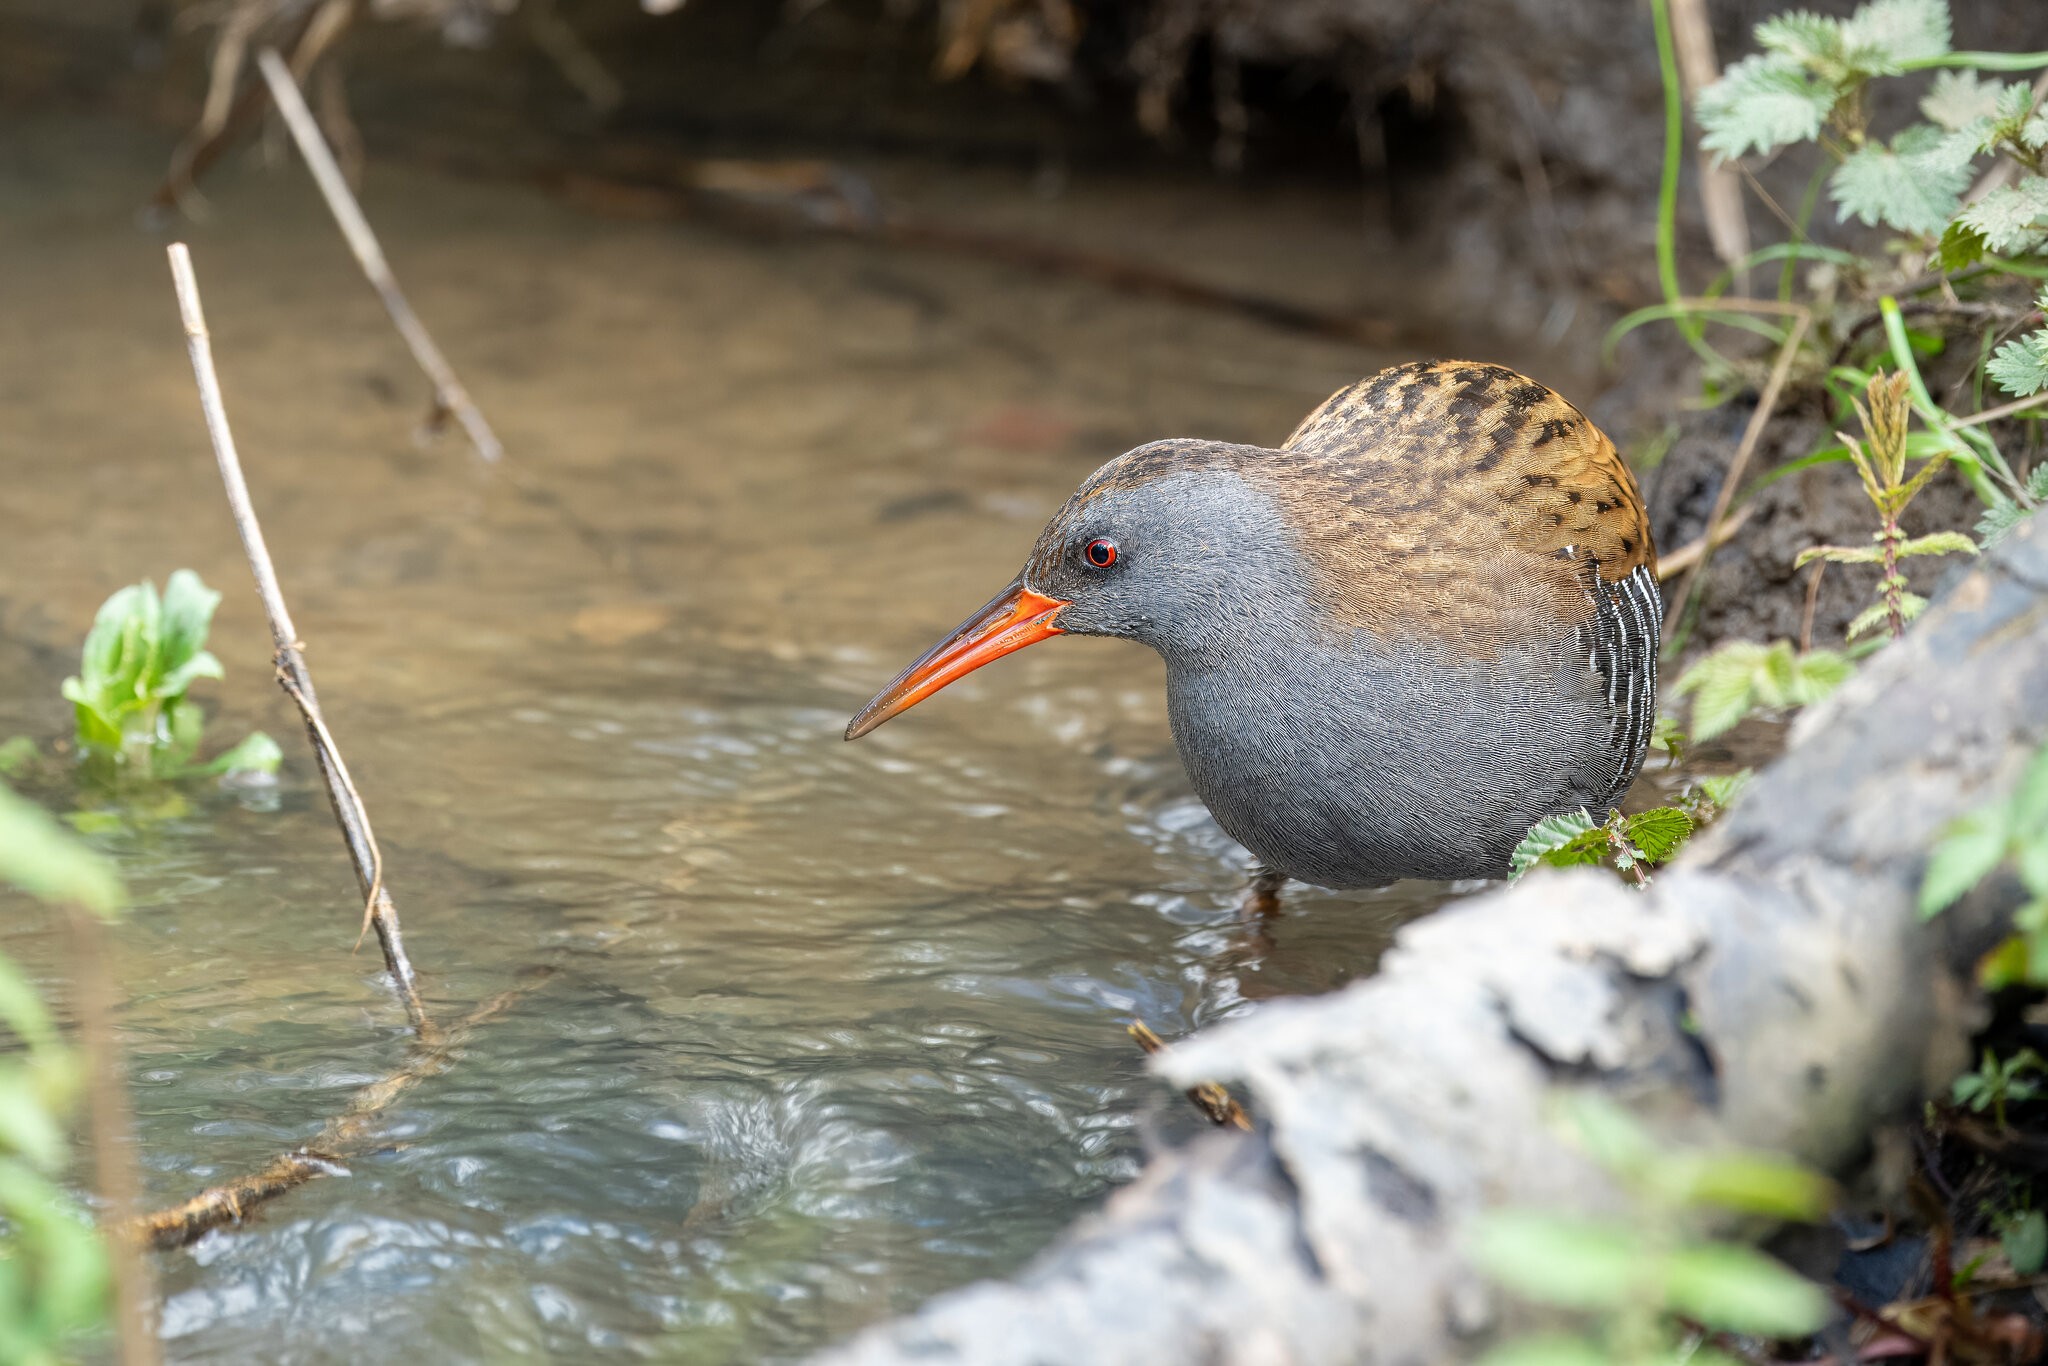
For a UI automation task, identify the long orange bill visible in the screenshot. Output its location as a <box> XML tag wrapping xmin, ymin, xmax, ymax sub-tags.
<box><xmin>845</xmin><ymin>577</ymin><xmax>1069</xmax><ymax>740</ymax></box>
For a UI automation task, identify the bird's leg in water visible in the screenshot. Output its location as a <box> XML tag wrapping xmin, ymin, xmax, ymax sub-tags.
<box><xmin>1240</xmin><ymin>867</ymin><xmax>1287</xmax><ymax>920</ymax></box>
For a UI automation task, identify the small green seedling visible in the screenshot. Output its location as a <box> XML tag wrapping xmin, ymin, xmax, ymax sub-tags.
<box><xmin>60</xmin><ymin>571</ymin><xmax>280</xmax><ymax>784</ymax></box>
<box><xmin>1951</xmin><ymin>1048</ymin><xmax>2046</xmax><ymax>1129</ymax></box>
<box><xmin>1920</xmin><ymin>743</ymin><xmax>2048</xmax><ymax>988</ymax></box>
<box><xmin>1795</xmin><ymin>372</ymin><xmax>1977</xmax><ymax>642</ymax></box>
<box><xmin>1669</xmin><ymin>639</ymin><xmax>1852</xmax><ymax>743</ymax></box>
<box><xmin>1511</xmin><ymin>807</ymin><xmax>1696</xmax><ymax>887</ymax></box>
<box><xmin>1474</xmin><ymin>1092</ymin><xmax>1833</xmax><ymax>1366</ymax></box>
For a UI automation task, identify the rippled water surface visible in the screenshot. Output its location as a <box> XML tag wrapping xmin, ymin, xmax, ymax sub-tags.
<box><xmin>1</xmin><ymin>115</ymin><xmax>1471</xmax><ymax>1362</ymax></box>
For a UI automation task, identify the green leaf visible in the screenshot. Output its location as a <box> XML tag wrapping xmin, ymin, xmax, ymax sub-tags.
<box><xmin>1662</xmin><ymin>1242</ymin><xmax>1831</xmax><ymax>1337</ymax></box>
<box><xmin>1796</xmin><ymin>543</ymin><xmax>1887</xmax><ymax>566</ymax></box>
<box><xmin>2005</xmin><ymin>1210</ymin><xmax>2048</xmax><ymax>1275</ymax></box>
<box><xmin>1922</xmin><ymin>69</ymin><xmax>2004</xmax><ymax>130</ymax></box>
<box><xmin>157</xmin><ymin>570</ymin><xmax>221</xmax><ymax>688</ymax></box>
<box><xmin>1988</xmin><ymin>328</ymin><xmax>2048</xmax><ymax>398</ymax></box>
<box><xmin>1672</xmin><ymin>641</ymin><xmax>1778</xmax><ymax>741</ymax></box>
<box><xmin>1921</xmin><ymin>805</ymin><xmax>2013</xmax><ymax>917</ymax></box>
<box><xmin>1510</xmin><ymin>810</ymin><xmax>1601</xmax><ymax>879</ymax></box>
<box><xmin>1475</xmin><ymin>1339</ymin><xmax>1612</xmax><ymax>1366</ymax></box>
<box><xmin>1676</xmin><ymin>1151</ymin><xmax>1836</xmax><ymax>1220</ymax></box>
<box><xmin>1469</xmin><ymin>1211</ymin><xmax>1642</xmax><ymax>1310</ymax></box>
<box><xmin>1790</xmin><ymin>649</ymin><xmax>1854</xmax><ymax>704</ymax></box>
<box><xmin>157</xmin><ymin>648</ymin><xmax>224</xmax><ymax>700</ymax></box>
<box><xmin>1698</xmin><ymin>52</ymin><xmax>1838</xmax><ymax>158</ymax></box>
<box><xmin>1959</xmin><ymin>178</ymin><xmax>2048</xmax><ymax>255</ymax></box>
<box><xmin>1937</xmin><ymin>219</ymin><xmax>1989</xmax><ymax>271</ymax></box>
<box><xmin>1830</xmin><ymin>125</ymin><xmax>1971</xmax><ymax>234</ymax></box>
<box><xmin>1845</xmin><ymin>601</ymin><xmax>1893</xmax><ymax>641</ymax></box>
<box><xmin>1625</xmin><ymin>807</ymin><xmax>1695</xmax><ymax>864</ymax></box>
<box><xmin>2012</xmin><ymin>746</ymin><xmax>2048</xmax><ymax>834</ymax></box>
<box><xmin>1895</xmin><ymin>531</ymin><xmax>1980</xmax><ymax>558</ymax></box>
<box><xmin>2027</xmin><ymin>108</ymin><xmax>2048</xmax><ymax>152</ymax></box>
<box><xmin>0</xmin><ymin>784</ymin><xmax>122</xmax><ymax>915</ymax></box>
<box><xmin>197</xmin><ymin>731</ymin><xmax>283</xmax><ymax>778</ymax></box>
<box><xmin>1755</xmin><ymin>10</ymin><xmax>1847</xmax><ymax>66</ymax></box>
<box><xmin>1838</xmin><ymin>0</ymin><xmax>1951</xmax><ymax>73</ymax></box>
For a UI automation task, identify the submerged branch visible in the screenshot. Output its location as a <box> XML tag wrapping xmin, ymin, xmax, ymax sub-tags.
<box><xmin>124</xmin><ymin>970</ymin><xmax>552</xmax><ymax>1251</ymax></box>
<box><xmin>165</xmin><ymin>242</ymin><xmax>429</xmax><ymax>1032</ymax></box>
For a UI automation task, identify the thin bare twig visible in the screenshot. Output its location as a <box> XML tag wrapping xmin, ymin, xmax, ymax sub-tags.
<box><xmin>166</xmin><ymin>242</ymin><xmax>429</xmax><ymax>1033</ymax></box>
<box><xmin>69</xmin><ymin>907</ymin><xmax>160</xmax><ymax>1366</ymax></box>
<box><xmin>1799</xmin><ymin>559</ymin><xmax>1827</xmax><ymax>655</ymax></box>
<box><xmin>1654</xmin><ymin>502</ymin><xmax>1756</xmax><ymax>581</ymax></box>
<box><xmin>253</xmin><ymin>48</ymin><xmax>503</xmax><ymax>463</ymax></box>
<box><xmin>1663</xmin><ymin>310</ymin><xmax>1813</xmax><ymax>635</ymax></box>
<box><xmin>1954</xmin><ymin>388</ymin><xmax>2048</xmax><ymax>430</ymax></box>
<box><xmin>124</xmin><ymin>971</ymin><xmax>551</xmax><ymax>1250</ymax></box>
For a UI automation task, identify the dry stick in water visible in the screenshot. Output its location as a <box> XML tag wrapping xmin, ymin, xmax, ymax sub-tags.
<box><xmin>125</xmin><ymin>970</ymin><xmax>552</xmax><ymax>1251</ymax></box>
<box><xmin>166</xmin><ymin>242</ymin><xmax>429</xmax><ymax>1033</ymax></box>
<box><xmin>253</xmin><ymin>48</ymin><xmax>503</xmax><ymax>463</ymax></box>
<box><xmin>1129</xmin><ymin>1022</ymin><xmax>1251</xmax><ymax>1131</ymax></box>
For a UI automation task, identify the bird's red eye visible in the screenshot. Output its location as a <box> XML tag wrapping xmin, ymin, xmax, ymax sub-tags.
<box><xmin>1083</xmin><ymin>539</ymin><xmax>1118</xmax><ymax>569</ymax></box>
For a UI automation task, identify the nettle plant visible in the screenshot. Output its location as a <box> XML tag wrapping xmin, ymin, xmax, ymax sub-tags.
<box><xmin>60</xmin><ymin>571</ymin><xmax>279</xmax><ymax>784</ymax></box>
<box><xmin>1655</xmin><ymin>0</ymin><xmax>2048</xmax><ymax>531</ymax></box>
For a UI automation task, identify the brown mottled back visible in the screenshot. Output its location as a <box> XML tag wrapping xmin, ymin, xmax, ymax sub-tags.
<box><xmin>1071</xmin><ymin>360</ymin><xmax>1655</xmax><ymax>650</ymax></box>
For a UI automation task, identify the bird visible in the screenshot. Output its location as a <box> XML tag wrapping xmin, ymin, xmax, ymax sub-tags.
<box><xmin>845</xmin><ymin>360</ymin><xmax>1661</xmax><ymax>890</ymax></box>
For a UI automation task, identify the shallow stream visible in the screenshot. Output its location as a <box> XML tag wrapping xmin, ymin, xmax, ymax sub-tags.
<box><xmin>0</xmin><ymin>113</ymin><xmax>1569</xmax><ymax>1361</ymax></box>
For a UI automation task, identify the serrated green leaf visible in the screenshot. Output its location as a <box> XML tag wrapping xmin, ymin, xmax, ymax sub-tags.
<box><xmin>1790</xmin><ymin>649</ymin><xmax>1854</xmax><ymax>703</ymax></box>
<box><xmin>1510</xmin><ymin>810</ymin><xmax>1600</xmax><ymax>879</ymax></box>
<box><xmin>1839</xmin><ymin>0</ymin><xmax>1951</xmax><ymax>73</ymax></box>
<box><xmin>1699</xmin><ymin>52</ymin><xmax>1838</xmax><ymax>158</ymax></box>
<box><xmin>1845</xmin><ymin>601</ymin><xmax>1893</xmax><ymax>640</ymax></box>
<box><xmin>1674</xmin><ymin>642</ymin><xmax>1775</xmax><ymax>741</ymax></box>
<box><xmin>0</xmin><ymin>783</ymin><xmax>122</xmax><ymax>915</ymax></box>
<box><xmin>1756</xmin><ymin>10</ymin><xmax>1847</xmax><ymax>66</ymax></box>
<box><xmin>1976</xmin><ymin>495</ymin><xmax>2031</xmax><ymax>547</ymax></box>
<box><xmin>1895</xmin><ymin>530</ymin><xmax>1979</xmax><ymax>557</ymax></box>
<box><xmin>1797</xmin><ymin>542</ymin><xmax>1887</xmax><ymax>566</ymax></box>
<box><xmin>1831</xmin><ymin>125</ymin><xmax>1971</xmax><ymax>233</ymax></box>
<box><xmin>1959</xmin><ymin>178</ymin><xmax>2048</xmax><ymax>255</ymax></box>
<box><xmin>1662</xmin><ymin>1243</ymin><xmax>1831</xmax><ymax>1337</ymax></box>
<box><xmin>1922</xmin><ymin>69</ymin><xmax>2004</xmax><ymax>130</ymax></box>
<box><xmin>1988</xmin><ymin>329</ymin><xmax>2048</xmax><ymax>398</ymax></box>
<box><xmin>1921</xmin><ymin>805</ymin><xmax>2012</xmax><ymax>917</ymax></box>
<box><xmin>1469</xmin><ymin>1211</ymin><xmax>1642</xmax><ymax>1310</ymax></box>
<box><xmin>1937</xmin><ymin>219</ymin><xmax>1989</xmax><ymax>271</ymax></box>
<box><xmin>2026</xmin><ymin>108</ymin><xmax>2048</xmax><ymax>152</ymax></box>
<box><xmin>1625</xmin><ymin>807</ymin><xmax>1695</xmax><ymax>864</ymax></box>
